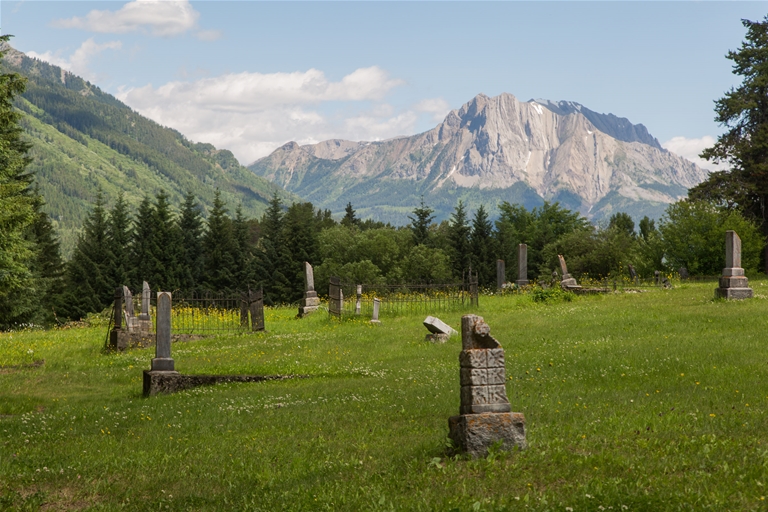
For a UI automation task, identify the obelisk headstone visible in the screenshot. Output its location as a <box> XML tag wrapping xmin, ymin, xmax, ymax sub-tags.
<box><xmin>715</xmin><ymin>230</ymin><xmax>753</xmax><ymax>299</ymax></box>
<box><xmin>558</xmin><ymin>255</ymin><xmax>581</xmax><ymax>291</ymax></box>
<box><xmin>448</xmin><ymin>315</ymin><xmax>526</xmax><ymax>457</ymax></box>
<box><xmin>516</xmin><ymin>244</ymin><xmax>529</xmax><ymax>286</ymax></box>
<box><xmin>298</xmin><ymin>262</ymin><xmax>320</xmax><ymax>317</ymax></box>
<box><xmin>496</xmin><ymin>259</ymin><xmax>505</xmax><ymax>289</ymax></box>
<box><xmin>151</xmin><ymin>292</ymin><xmax>175</xmax><ymax>371</ymax></box>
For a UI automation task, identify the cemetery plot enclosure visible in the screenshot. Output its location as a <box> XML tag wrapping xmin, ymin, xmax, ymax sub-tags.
<box><xmin>328</xmin><ymin>274</ymin><xmax>478</xmax><ymax>319</ymax></box>
<box><xmin>170</xmin><ymin>290</ymin><xmax>265</xmax><ymax>334</ymax></box>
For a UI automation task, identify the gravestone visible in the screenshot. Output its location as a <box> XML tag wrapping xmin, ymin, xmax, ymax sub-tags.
<box><xmin>654</xmin><ymin>270</ymin><xmax>661</xmax><ymax>285</ymax></box>
<box><xmin>355</xmin><ymin>285</ymin><xmax>362</xmax><ymax>315</ymax></box>
<box><xmin>679</xmin><ymin>267</ymin><xmax>689</xmax><ymax>280</ymax></box>
<box><xmin>557</xmin><ymin>255</ymin><xmax>581</xmax><ymax>291</ymax></box>
<box><xmin>516</xmin><ymin>244</ymin><xmax>529</xmax><ymax>286</ymax></box>
<box><xmin>298</xmin><ymin>262</ymin><xmax>320</xmax><ymax>317</ymax></box>
<box><xmin>370</xmin><ymin>298</ymin><xmax>381</xmax><ymax>324</ymax></box>
<box><xmin>151</xmin><ymin>292</ymin><xmax>176</xmax><ymax>372</ymax></box>
<box><xmin>423</xmin><ymin>315</ymin><xmax>457</xmax><ymax>343</ymax></box>
<box><xmin>448</xmin><ymin>315</ymin><xmax>526</xmax><ymax>457</ymax></box>
<box><xmin>628</xmin><ymin>264</ymin><xmax>637</xmax><ymax>283</ymax></box>
<box><xmin>250</xmin><ymin>288</ymin><xmax>265</xmax><ymax>331</ymax></box>
<box><xmin>715</xmin><ymin>230</ymin><xmax>753</xmax><ymax>299</ymax></box>
<box><xmin>496</xmin><ymin>260</ymin><xmax>505</xmax><ymax>289</ymax></box>
<box><xmin>329</xmin><ymin>277</ymin><xmax>342</xmax><ymax>317</ymax></box>
<box><xmin>138</xmin><ymin>282</ymin><xmax>152</xmax><ymax>334</ymax></box>
<box><xmin>123</xmin><ymin>286</ymin><xmax>138</xmax><ymax>333</ymax></box>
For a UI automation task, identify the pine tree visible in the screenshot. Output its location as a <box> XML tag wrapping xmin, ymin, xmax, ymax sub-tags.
<box><xmin>60</xmin><ymin>193</ymin><xmax>114</xmax><ymax>319</ymax></box>
<box><xmin>408</xmin><ymin>196</ymin><xmax>435</xmax><ymax>246</ymax></box>
<box><xmin>148</xmin><ymin>191</ymin><xmax>182</xmax><ymax>291</ymax></box>
<box><xmin>448</xmin><ymin>200</ymin><xmax>472</xmax><ymax>280</ymax></box>
<box><xmin>107</xmin><ymin>192</ymin><xmax>131</xmax><ymax>289</ymax></box>
<box><xmin>129</xmin><ymin>196</ymin><xmax>155</xmax><ymax>291</ymax></box>
<box><xmin>25</xmin><ymin>193</ymin><xmax>66</xmax><ymax>325</ymax></box>
<box><xmin>177</xmin><ymin>192</ymin><xmax>204</xmax><ymax>291</ymax></box>
<box><xmin>202</xmin><ymin>190</ymin><xmax>237</xmax><ymax>291</ymax></box>
<box><xmin>232</xmin><ymin>204</ymin><xmax>254</xmax><ymax>287</ymax></box>
<box><xmin>341</xmin><ymin>202</ymin><xmax>359</xmax><ymax>229</ymax></box>
<box><xmin>258</xmin><ymin>193</ymin><xmax>290</xmax><ymax>304</ymax></box>
<box><xmin>0</xmin><ymin>36</ymin><xmax>37</xmax><ymax>327</ymax></box>
<box><xmin>470</xmin><ymin>205</ymin><xmax>496</xmax><ymax>287</ymax></box>
<box><xmin>281</xmin><ymin>201</ymin><xmax>319</xmax><ymax>301</ymax></box>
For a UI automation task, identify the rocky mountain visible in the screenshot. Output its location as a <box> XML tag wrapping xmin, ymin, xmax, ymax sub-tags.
<box><xmin>249</xmin><ymin>92</ymin><xmax>708</xmax><ymax>225</ymax></box>
<box><xmin>1</xmin><ymin>44</ymin><xmax>297</xmax><ymax>256</ymax></box>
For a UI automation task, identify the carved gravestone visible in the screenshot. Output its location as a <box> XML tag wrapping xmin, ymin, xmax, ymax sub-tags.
<box><xmin>496</xmin><ymin>260</ymin><xmax>505</xmax><ymax>289</ymax></box>
<box><xmin>250</xmin><ymin>288</ymin><xmax>265</xmax><ymax>331</ymax></box>
<box><xmin>123</xmin><ymin>286</ymin><xmax>139</xmax><ymax>333</ymax></box>
<box><xmin>329</xmin><ymin>277</ymin><xmax>342</xmax><ymax>318</ymax></box>
<box><xmin>138</xmin><ymin>281</ymin><xmax>152</xmax><ymax>334</ymax></box>
<box><xmin>715</xmin><ymin>230</ymin><xmax>753</xmax><ymax>299</ymax></box>
<box><xmin>423</xmin><ymin>315</ymin><xmax>457</xmax><ymax>343</ymax></box>
<box><xmin>298</xmin><ymin>262</ymin><xmax>320</xmax><ymax>317</ymax></box>
<box><xmin>151</xmin><ymin>292</ymin><xmax>176</xmax><ymax>372</ymax></box>
<box><xmin>370</xmin><ymin>298</ymin><xmax>381</xmax><ymax>324</ymax></box>
<box><xmin>558</xmin><ymin>255</ymin><xmax>581</xmax><ymax>291</ymax></box>
<box><xmin>448</xmin><ymin>315</ymin><xmax>526</xmax><ymax>457</ymax></box>
<box><xmin>654</xmin><ymin>270</ymin><xmax>661</xmax><ymax>285</ymax></box>
<box><xmin>516</xmin><ymin>244</ymin><xmax>529</xmax><ymax>286</ymax></box>
<box><xmin>628</xmin><ymin>264</ymin><xmax>637</xmax><ymax>283</ymax></box>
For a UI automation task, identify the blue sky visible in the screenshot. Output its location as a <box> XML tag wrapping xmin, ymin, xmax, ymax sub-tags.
<box><xmin>2</xmin><ymin>1</ymin><xmax>767</xmax><ymax>168</ymax></box>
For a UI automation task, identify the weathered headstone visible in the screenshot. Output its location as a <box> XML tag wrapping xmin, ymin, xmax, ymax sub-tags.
<box><xmin>448</xmin><ymin>315</ymin><xmax>526</xmax><ymax>457</ymax></box>
<box><xmin>355</xmin><ymin>285</ymin><xmax>362</xmax><ymax>315</ymax></box>
<box><xmin>123</xmin><ymin>286</ymin><xmax>139</xmax><ymax>333</ymax></box>
<box><xmin>557</xmin><ymin>255</ymin><xmax>581</xmax><ymax>291</ymax></box>
<box><xmin>496</xmin><ymin>260</ymin><xmax>505</xmax><ymax>289</ymax></box>
<box><xmin>250</xmin><ymin>288</ymin><xmax>265</xmax><ymax>331</ymax></box>
<box><xmin>654</xmin><ymin>270</ymin><xmax>661</xmax><ymax>285</ymax></box>
<box><xmin>715</xmin><ymin>230</ymin><xmax>753</xmax><ymax>299</ymax></box>
<box><xmin>628</xmin><ymin>264</ymin><xmax>637</xmax><ymax>283</ymax></box>
<box><xmin>298</xmin><ymin>262</ymin><xmax>320</xmax><ymax>317</ymax></box>
<box><xmin>113</xmin><ymin>287</ymin><xmax>123</xmax><ymax>330</ymax></box>
<box><xmin>370</xmin><ymin>298</ymin><xmax>381</xmax><ymax>324</ymax></box>
<box><xmin>138</xmin><ymin>282</ymin><xmax>152</xmax><ymax>334</ymax></box>
<box><xmin>329</xmin><ymin>276</ymin><xmax>342</xmax><ymax>317</ymax></box>
<box><xmin>516</xmin><ymin>244</ymin><xmax>529</xmax><ymax>286</ymax></box>
<box><xmin>678</xmin><ymin>267</ymin><xmax>689</xmax><ymax>280</ymax></box>
<box><xmin>151</xmin><ymin>292</ymin><xmax>176</xmax><ymax>372</ymax></box>
<box><xmin>423</xmin><ymin>315</ymin><xmax>457</xmax><ymax>343</ymax></box>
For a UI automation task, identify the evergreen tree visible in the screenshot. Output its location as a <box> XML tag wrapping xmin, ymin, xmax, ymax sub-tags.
<box><xmin>447</xmin><ymin>200</ymin><xmax>472</xmax><ymax>279</ymax></box>
<box><xmin>177</xmin><ymin>192</ymin><xmax>204</xmax><ymax>291</ymax></box>
<box><xmin>315</xmin><ymin>208</ymin><xmax>337</xmax><ymax>231</ymax></box>
<box><xmin>638</xmin><ymin>216</ymin><xmax>656</xmax><ymax>242</ymax></box>
<box><xmin>60</xmin><ymin>193</ymin><xmax>114</xmax><ymax>319</ymax></box>
<box><xmin>25</xmin><ymin>193</ymin><xmax>66</xmax><ymax>325</ymax></box>
<box><xmin>258</xmin><ymin>193</ymin><xmax>290</xmax><ymax>304</ymax></box>
<box><xmin>281</xmin><ymin>201</ymin><xmax>319</xmax><ymax>301</ymax></box>
<box><xmin>129</xmin><ymin>196</ymin><xmax>155</xmax><ymax>291</ymax></box>
<box><xmin>469</xmin><ymin>205</ymin><xmax>497</xmax><ymax>287</ymax></box>
<box><xmin>0</xmin><ymin>36</ymin><xmax>37</xmax><ymax>327</ymax></box>
<box><xmin>341</xmin><ymin>202</ymin><xmax>359</xmax><ymax>229</ymax></box>
<box><xmin>408</xmin><ymin>196</ymin><xmax>435</xmax><ymax>246</ymax></box>
<box><xmin>202</xmin><ymin>190</ymin><xmax>237</xmax><ymax>291</ymax></box>
<box><xmin>494</xmin><ymin>201</ymin><xmax>534</xmax><ymax>281</ymax></box>
<box><xmin>698</xmin><ymin>16</ymin><xmax>768</xmax><ymax>271</ymax></box>
<box><xmin>232</xmin><ymin>204</ymin><xmax>254</xmax><ymax>287</ymax></box>
<box><xmin>608</xmin><ymin>212</ymin><xmax>636</xmax><ymax>238</ymax></box>
<box><xmin>107</xmin><ymin>192</ymin><xmax>131</xmax><ymax>289</ymax></box>
<box><xmin>148</xmin><ymin>191</ymin><xmax>183</xmax><ymax>291</ymax></box>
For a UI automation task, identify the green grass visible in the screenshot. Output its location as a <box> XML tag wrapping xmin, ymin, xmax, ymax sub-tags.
<box><xmin>2</xmin><ymin>281</ymin><xmax>768</xmax><ymax>510</ymax></box>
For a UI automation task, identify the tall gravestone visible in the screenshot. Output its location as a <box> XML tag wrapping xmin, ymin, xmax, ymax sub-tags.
<box><xmin>516</xmin><ymin>244</ymin><xmax>529</xmax><ymax>286</ymax></box>
<box><xmin>250</xmin><ymin>288</ymin><xmax>265</xmax><ymax>331</ymax></box>
<box><xmin>715</xmin><ymin>230</ymin><xmax>753</xmax><ymax>299</ymax></box>
<box><xmin>628</xmin><ymin>264</ymin><xmax>637</xmax><ymax>284</ymax></box>
<box><xmin>370</xmin><ymin>298</ymin><xmax>381</xmax><ymax>324</ymax></box>
<box><xmin>151</xmin><ymin>292</ymin><xmax>176</xmax><ymax>372</ymax></box>
<box><xmin>123</xmin><ymin>286</ymin><xmax>138</xmax><ymax>333</ymax></box>
<box><xmin>355</xmin><ymin>285</ymin><xmax>362</xmax><ymax>315</ymax></box>
<box><xmin>138</xmin><ymin>282</ymin><xmax>152</xmax><ymax>334</ymax></box>
<box><xmin>558</xmin><ymin>255</ymin><xmax>581</xmax><ymax>291</ymax></box>
<box><xmin>448</xmin><ymin>315</ymin><xmax>526</xmax><ymax>457</ymax></box>
<box><xmin>329</xmin><ymin>277</ymin><xmax>342</xmax><ymax>318</ymax></box>
<box><xmin>496</xmin><ymin>260</ymin><xmax>505</xmax><ymax>289</ymax></box>
<box><xmin>298</xmin><ymin>262</ymin><xmax>320</xmax><ymax>317</ymax></box>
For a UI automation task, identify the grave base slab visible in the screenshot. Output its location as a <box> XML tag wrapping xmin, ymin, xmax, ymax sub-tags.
<box><xmin>715</xmin><ymin>287</ymin><xmax>753</xmax><ymax>300</ymax></box>
<box><xmin>448</xmin><ymin>412</ymin><xmax>526</xmax><ymax>458</ymax></box>
<box><xmin>143</xmin><ymin>371</ymin><xmax>302</xmax><ymax>397</ymax></box>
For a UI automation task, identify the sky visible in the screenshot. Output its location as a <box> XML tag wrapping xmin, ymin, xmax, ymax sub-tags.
<box><xmin>2</xmin><ymin>1</ymin><xmax>767</xmax><ymax>169</ymax></box>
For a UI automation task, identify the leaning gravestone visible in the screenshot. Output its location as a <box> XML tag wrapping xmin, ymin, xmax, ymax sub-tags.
<box><xmin>298</xmin><ymin>262</ymin><xmax>320</xmax><ymax>317</ymax></box>
<box><xmin>516</xmin><ymin>244</ymin><xmax>529</xmax><ymax>286</ymax></box>
<box><xmin>448</xmin><ymin>314</ymin><xmax>526</xmax><ymax>457</ymax></box>
<box><xmin>496</xmin><ymin>260</ymin><xmax>505</xmax><ymax>289</ymax></box>
<box><xmin>423</xmin><ymin>315</ymin><xmax>457</xmax><ymax>343</ymax></box>
<box><xmin>558</xmin><ymin>255</ymin><xmax>581</xmax><ymax>291</ymax></box>
<box><xmin>715</xmin><ymin>230</ymin><xmax>753</xmax><ymax>299</ymax></box>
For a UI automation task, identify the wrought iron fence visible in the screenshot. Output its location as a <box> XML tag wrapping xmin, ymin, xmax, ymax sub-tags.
<box><xmin>329</xmin><ymin>272</ymin><xmax>479</xmax><ymax>319</ymax></box>
<box><xmin>170</xmin><ymin>289</ymin><xmax>264</xmax><ymax>334</ymax></box>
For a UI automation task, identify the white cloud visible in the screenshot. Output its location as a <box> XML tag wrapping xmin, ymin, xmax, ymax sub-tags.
<box><xmin>662</xmin><ymin>135</ymin><xmax>728</xmax><ymax>171</ymax></box>
<box><xmin>53</xmin><ymin>0</ymin><xmax>200</xmax><ymax>37</ymax></box>
<box><xmin>414</xmin><ymin>98</ymin><xmax>451</xmax><ymax>123</ymax></box>
<box><xmin>117</xmin><ymin>66</ymin><xmax>412</xmax><ymax>164</ymax></box>
<box><xmin>27</xmin><ymin>38</ymin><xmax>122</xmax><ymax>81</ymax></box>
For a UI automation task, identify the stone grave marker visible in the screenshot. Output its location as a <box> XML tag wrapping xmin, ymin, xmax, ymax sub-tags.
<box><xmin>151</xmin><ymin>292</ymin><xmax>176</xmax><ymax>372</ymax></box>
<box><xmin>654</xmin><ymin>270</ymin><xmax>661</xmax><ymax>285</ymax></box>
<box><xmin>250</xmin><ymin>288</ymin><xmax>265</xmax><ymax>331</ymax></box>
<box><xmin>138</xmin><ymin>281</ymin><xmax>152</xmax><ymax>334</ymax></box>
<box><xmin>496</xmin><ymin>260</ymin><xmax>505</xmax><ymax>289</ymax></box>
<box><xmin>329</xmin><ymin>277</ymin><xmax>342</xmax><ymax>317</ymax></box>
<box><xmin>516</xmin><ymin>244</ymin><xmax>529</xmax><ymax>286</ymax></box>
<box><xmin>715</xmin><ymin>230</ymin><xmax>753</xmax><ymax>299</ymax></box>
<box><xmin>448</xmin><ymin>314</ymin><xmax>526</xmax><ymax>457</ymax></box>
<box><xmin>123</xmin><ymin>286</ymin><xmax>138</xmax><ymax>332</ymax></box>
<box><xmin>355</xmin><ymin>285</ymin><xmax>362</xmax><ymax>315</ymax></box>
<box><xmin>557</xmin><ymin>255</ymin><xmax>581</xmax><ymax>291</ymax></box>
<box><xmin>679</xmin><ymin>267</ymin><xmax>689</xmax><ymax>280</ymax></box>
<box><xmin>423</xmin><ymin>315</ymin><xmax>457</xmax><ymax>343</ymax></box>
<box><xmin>298</xmin><ymin>262</ymin><xmax>320</xmax><ymax>317</ymax></box>
<box><xmin>370</xmin><ymin>298</ymin><xmax>381</xmax><ymax>324</ymax></box>
<box><xmin>628</xmin><ymin>264</ymin><xmax>637</xmax><ymax>283</ymax></box>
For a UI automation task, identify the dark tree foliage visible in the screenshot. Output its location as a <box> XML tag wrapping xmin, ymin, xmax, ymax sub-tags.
<box><xmin>315</xmin><ymin>208</ymin><xmax>337</xmax><ymax>231</ymax></box>
<box><xmin>281</xmin><ymin>202</ymin><xmax>320</xmax><ymax>301</ymax></box>
<box><xmin>470</xmin><ymin>205</ymin><xmax>497</xmax><ymax>287</ymax></box>
<box><xmin>638</xmin><ymin>216</ymin><xmax>656</xmax><ymax>242</ymax></box>
<box><xmin>25</xmin><ymin>193</ymin><xmax>65</xmax><ymax>325</ymax></box>
<box><xmin>448</xmin><ymin>200</ymin><xmax>472</xmax><ymax>280</ymax></box>
<box><xmin>60</xmin><ymin>193</ymin><xmax>114</xmax><ymax>319</ymax></box>
<box><xmin>202</xmin><ymin>190</ymin><xmax>237</xmax><ymax>291</ymax></box>
<box><xmin>699</xmin><ymin>16</ymin><xmax>768</xmax><ymax>271</ymax></box>
<box><xmin>258</xmin><ymin>193</ymin><xmax>290</xmax><ymax>304</ymax></box>
<box><xmin>148</xmin><ymin>191</ymin><xmax>182</xmax><ymax>291</ymax></box>
<box><xmin>608</xmin><ymin>212</ymin><xmax>636</xmax><ymax>238</ymax></box>
<box><xmin>341</xmin><ymin>202</ymin><xmax>359</xmax><ymax>229</ymax></box>
<box><xmin>494</xmin><ymin>201</ymin><xmax>534</xmax><ymax>280</ymax></box>
<box><xmin>107</xmin><ymin>192</ymin><xmax>131</xmax><ymax>289</ymax></box>
<box><xmin>232</xmin><ymin>204</ymin><xmax>254</xmax><ymax>287</ymax></box>
<box><xmin>177</xmin><ymin>192</ymin><xmax>204</xmax><ymax>291</ymax></box>
<box><xmin>408</xmin><ymin>196</ymin><xmax>435</xmax><ymax>246</ymax></box>
<box><xmin>129</xmin><ymin>196</ymin><xmax>155</xmax><ymax>291</ymax></box>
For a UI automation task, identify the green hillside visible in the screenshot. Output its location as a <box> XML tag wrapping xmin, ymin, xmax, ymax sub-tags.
<box><xmin>1</xmin><ymin>46</ymin><xmax>296</xmax><ymax>257</ymax></box>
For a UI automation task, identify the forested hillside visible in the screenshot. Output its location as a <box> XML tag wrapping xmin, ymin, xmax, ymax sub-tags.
<box><xmin>0</xmin><ymin>44</ymin><xmax>295</xmax><ymax>257</ymax></box>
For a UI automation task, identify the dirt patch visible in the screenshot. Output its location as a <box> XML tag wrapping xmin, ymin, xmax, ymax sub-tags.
<box><xmin>0</xmin><ymin>359</ymin><xmax>45</xmax><ymax>373</ymax></box>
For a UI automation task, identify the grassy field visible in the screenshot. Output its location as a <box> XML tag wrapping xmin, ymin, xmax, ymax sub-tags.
<box><xmin>2</xmin><ymin>281</ymin><xmax>768</xmax><ymax>511</ymax></box>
